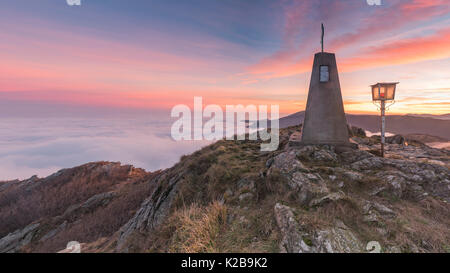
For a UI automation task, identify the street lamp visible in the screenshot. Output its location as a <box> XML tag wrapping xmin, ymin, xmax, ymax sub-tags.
<box><xmin>371</xmin><ymin>82</ymin><xmax>399</xmax><ymax>157</ymax></box>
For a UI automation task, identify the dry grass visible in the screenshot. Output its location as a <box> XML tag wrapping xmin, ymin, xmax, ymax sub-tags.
<box><xmin>0</xmin><ymin>162</ymin><xmax>144</xmax><ymax>239</ymax></box>
<box><xmin>168</xmin><ymin>201</ymin><xmax>227</xmax><ymax>253</ymax></box>
<box><xmin>20</xmin><ymin>124</ymin><xmax>446</xmax><ymax>253</ymax></box>
<box><xmin>219</xmin><ymin>206</ymin><xmax>280</xmax><ymax>253</ymax></box>
<box><xmin>33</xmin><ymin>172</ymin><xmax>156</xmax><ymax>252</ymax></box>
<box><xmin>145</xmin><ymin>198</ymin><xmax>280</xmax><ymax>253</ymax></box>
<box><xmin>130</xmin><ymin>126</ymin><xmax>450</xmax><ymax>253</ymax></box>
<box><xmin>388</xmin><ymin>198</ymin><xmax>450</xmax><ymax>252</ymax></box>
<box><xmin>172</xmin><ymin>138</ymin><xmax>269</xmax><ymax>207</ymax></box>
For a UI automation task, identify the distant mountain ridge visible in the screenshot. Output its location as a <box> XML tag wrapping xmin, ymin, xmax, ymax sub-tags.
<box><xmin>278</xmin><ymin>112</ymin><xmax>449</xmax><ymax>140</ymax></box>
<box><xmin>406</xmin><ymin>113</ymin><xmax>450</xmax><ymax>120</ymax></box>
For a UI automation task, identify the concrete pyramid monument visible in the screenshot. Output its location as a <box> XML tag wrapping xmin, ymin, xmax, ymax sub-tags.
<box><xmin>300</xmin><ymin>52</ymin><xmax>350</xmax><ymax>145</ymax></box>
<box><xmin>301</xmin><ymin>24</ymin><xmax>351</xmax><ymax>146</ymax></box>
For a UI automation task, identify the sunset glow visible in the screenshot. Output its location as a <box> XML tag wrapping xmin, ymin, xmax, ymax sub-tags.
<box><xmin>1</xmin><ymin>0</ymin><xmax>449</xmax><ymax>116</ymax></box>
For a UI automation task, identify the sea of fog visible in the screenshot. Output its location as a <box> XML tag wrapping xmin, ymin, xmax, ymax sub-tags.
<box><xmin>0</xmin><ymin>117</ymin><xmax>211</xmax><ymax>180</ymax></box>
<box><xmin>1</xmin><ymin>116</ymin><xmax>447</xmax><ymax>181</ymax></box>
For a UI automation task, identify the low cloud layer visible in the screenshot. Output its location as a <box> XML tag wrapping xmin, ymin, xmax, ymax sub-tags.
<box><xmin>0</xmin><ymin>117</ymin><xmax>211</xmax><ymax>180</ymax></box>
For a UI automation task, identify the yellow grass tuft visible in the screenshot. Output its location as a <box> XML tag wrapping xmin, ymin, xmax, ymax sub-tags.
<box><xmin>168</xmin><ymin>201</ymin><xmax>227</xmax><ymax>253</ymax></box>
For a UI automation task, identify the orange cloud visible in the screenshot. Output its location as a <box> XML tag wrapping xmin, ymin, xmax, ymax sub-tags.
<box><xmin>245</xmin><ymin>0</ymin><xmax>450</xmax><ymax>81</ymax></box>
<box><xmin>243</xmin><ymin>26</ymin><xmax>450</xmax><ymax>82</ymax></box>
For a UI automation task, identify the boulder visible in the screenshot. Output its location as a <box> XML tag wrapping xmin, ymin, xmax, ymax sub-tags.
<box><xmin>348</xmin><ymin>125</ymin><xmax>366</xmax><ymax>138</ymax></box>
<box><xmin>314</xmin><ymin>220</ymin><xmax>364</xmax><ymax>253</ymax></box>
<box><xmin>296</xmin><ymin>146</ymin><xmax>338</xmax><ymax>163</ymax></box>
<box><xmin>386</xmin><ymin>135</ymin><xmax>406</xmax><ymax>145</ymax></box>
<box><xmin>274</xmin><ymin>203</ymin><xmax>312</xmax><ymax>253</ymax></box>
<box><xmin>290</xmin><ymin>172</ymin><xmax>328</xmax><ymax>206</ymax></box>
<box><xmin>269</xmin><ymin>151</ymin><xmax>306</xmax><ymax>174</ymax></box>
<box><xmin>351</xmin><ymin>157</ymin><xmax>384</xmax><ymax>171</ymax></box>
<box><xmin>116</xmin><ymin>171</ymin><xmax>183</xmax><ymax>251</ymax></box>
<box><xmin>274</xmin><ymin>204</ymin><xmax>363</xmax><ymax>253</ymax></box>
<box><xmin>309</xmin><ymin>191</ymin><xmax>346</xmax><ymax>207</ymax></box>
<box><xmin>342</xmin><ymin>170</ymin><xmax>364</xmax><ymax>181</ymax></box>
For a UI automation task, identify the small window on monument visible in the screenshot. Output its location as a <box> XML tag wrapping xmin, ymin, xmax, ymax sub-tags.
<box><xmin>320</xmin><ymin>65</ymin><xmax>329</xmax><ymax>82</ymax></box>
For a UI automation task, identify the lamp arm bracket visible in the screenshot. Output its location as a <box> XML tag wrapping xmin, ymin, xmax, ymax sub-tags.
<box><xmin>372</xmin><ymin>101</ymin><xmax>381</xmax><ymax>111</ymax></box>
<box><xmin>385</xmin><ymin>100</ymin><xmax>395</xmax><ymax>111</ymax></box>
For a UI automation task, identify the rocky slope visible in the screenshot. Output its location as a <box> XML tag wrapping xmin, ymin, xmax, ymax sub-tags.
<box><xmin>0</xmin><ymin>162</ymin><xmax>159</xmax><ymax>252</ymax></box>
<box><xmin>0</xmin><ymin>126</ymin><xmax>449</xmax><ymax>253</ymax></box>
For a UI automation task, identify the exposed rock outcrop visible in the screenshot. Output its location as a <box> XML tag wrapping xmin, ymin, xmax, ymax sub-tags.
<box><xmin>0</xmin><ymin>162</ymin><xmax>153</xmax><ymax>253</ymax></box>
<box><xmin>1</xmin><ymin>125</ymin><xmax>449</xmax><ymax>253</ymax></box>
<box><xmin>274</xmin><ymin>203</ymin><xmax>312</xmax><ymax>253</ymax></box>
<box><xmin>0</xmin><ymin>223</ymin><xmax>40</xmax><ymax>253</ymax></box>
<box><xmin>274</xmin><ymin>203</ymin><xmax>364</xmax><ymax>253</ymax></box>
<box><xmin>117</xmin><ymin>170</ymin><xmax>185</xmax><ymax>250</ymax></box>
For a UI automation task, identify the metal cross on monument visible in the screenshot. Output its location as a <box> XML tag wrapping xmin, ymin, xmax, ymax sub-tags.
<box><xmin>321</xmin><ymin>23</ymin><xmax>324</xmax><ymax>52</ymax></box>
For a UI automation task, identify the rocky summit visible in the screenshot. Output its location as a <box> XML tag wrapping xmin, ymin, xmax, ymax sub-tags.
<box><xmin>0</xmin><ymin>125</ymin><xmax>449</xmax><ymax>253</ymax></box>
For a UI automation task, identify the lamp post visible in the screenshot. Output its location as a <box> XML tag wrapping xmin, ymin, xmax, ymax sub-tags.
<box><xmin>371</xmin><ymin>82</ymin><xmax>399</xmax><ymax>157</ymax></box>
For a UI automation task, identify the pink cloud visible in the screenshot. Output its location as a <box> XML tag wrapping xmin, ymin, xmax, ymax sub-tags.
<box><xmin>329</xmin><ymin>0</ymin><xmax>449</xmax><ymax>51</ymax></box>
<box><xmin>245</xmin><ymin>0</ymin><xmax>450</xmax><ymax>80</ymax></box>
<box><xmin>340</xmin><ymin>27</ymin><xmax>450</xmax><ymax>72</ymax></box>
<box><xmin>0</xmin><ymin>17</ymin><xmax>249</xmax><ymax>107</ymax></box>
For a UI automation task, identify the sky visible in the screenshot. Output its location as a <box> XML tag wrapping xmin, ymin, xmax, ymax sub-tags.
<box><xmin>0</xmin><ymin>0</ymin><xmax>449</xmax><ymax>180</ymax></box>
<box><xmin>0</xmin><ymin>0</ymin><xmax>449</xmax><ymax>116</ymax></box>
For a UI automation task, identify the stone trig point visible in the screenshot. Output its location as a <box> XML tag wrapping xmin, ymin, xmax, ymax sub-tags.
<box><xmin>293</xmin><ymin>24</ymin><xmax>355</xmax><ymax>148</ymax></box>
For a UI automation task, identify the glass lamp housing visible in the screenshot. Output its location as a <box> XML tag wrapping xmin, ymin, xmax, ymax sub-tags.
<box><xmin>371</xmin><ymin>82</ymin><xmax>398</xmax><ymax>101</ymax></box>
